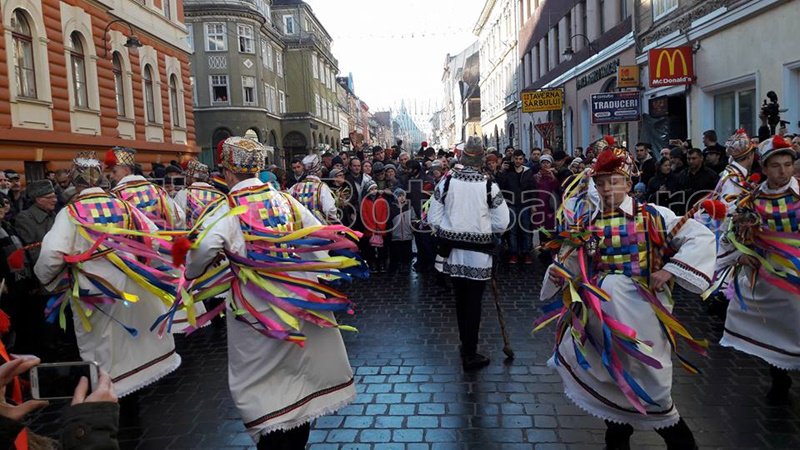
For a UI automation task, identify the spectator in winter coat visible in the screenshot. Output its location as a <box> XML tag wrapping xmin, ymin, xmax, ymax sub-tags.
<box><xmin>532</xmin><ymin>155</ymin><xmax>560</xmax><ymax>239</ymax></box>
<box><xmin>677</xmin><ymin>148</ymin><xmax>719</xmax><ymax>214</ymax></box>
<box><xmin>388</xmin><ymin>188</ymin><xmax>417</xmax><ymax>274</ymax></box>
<box><xmin>498</xmin><ymin>150</ymin><xmax>536</xmax><ymax>264</ymax></box>
<box><xmin>647</xmin><ymin>156</ymin><xmax>681</xmax><ymax>209</ymax></box>
<box><xmin>702</xmin><ymin>130</ymin><xmax>728</xmax><ymax>174</ymax></box>
<box><xmin>635</xmin><ymin>142</ymin><xmax>657</xmax><ymax>185</ymax></box>
<box><xmin>360</xmin><ymin>182</ymin><xmax>391</xmax><ymax>273</ymax></box>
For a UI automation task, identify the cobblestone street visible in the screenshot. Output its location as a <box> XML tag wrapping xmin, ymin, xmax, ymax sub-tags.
<box><xmin>32</xmin><ymin>265</ymin><xmax>800</xmax><ymax>449</ymax></box>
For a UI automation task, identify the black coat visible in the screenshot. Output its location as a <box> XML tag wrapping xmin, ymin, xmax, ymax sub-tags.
<box><xmin>497</xmin><ymin>167</ymin><xmax>535</xmax><ymax>208</ymax></box>
<box><xmin>676</xmin><ymin>166</ymin><xmax>719</xmax><ymax>214</ymax></box>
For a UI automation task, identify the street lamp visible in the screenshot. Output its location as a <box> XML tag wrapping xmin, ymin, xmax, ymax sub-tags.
<box><xmin>103</xmin><ymin>19</ymin><xmax>143</xmax><ymax>58</ymax></box>
<box><xmin>562</xmin><ymin>34</ymin><xmax>596</xmax><ymax>60</ymax></box>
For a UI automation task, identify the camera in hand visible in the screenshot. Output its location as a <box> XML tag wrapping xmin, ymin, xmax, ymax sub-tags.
<box><xmin>31</xmin><ymin>361</ymin><xmax>99</xmax><ymax>400</ymax></box>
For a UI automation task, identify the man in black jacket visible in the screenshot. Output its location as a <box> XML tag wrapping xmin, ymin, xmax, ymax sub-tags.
<box><xmin>677</xmin><ymin>148</ymin><xmax>719</xmax><ymax>215</ymax></box>
<box><xmin>635</xmin><ymin>142</ymin><xmax>657</xmax><ymax>185</ymax></box>
<box><xmin>702</xmin><ymin>130</ymin><xmax>728</xmax><ymax>174</ymax></box>
<box><xmin>497</xmin><ymin>150</ymin><xmax>535</xmax><ymax>264</ymax></box>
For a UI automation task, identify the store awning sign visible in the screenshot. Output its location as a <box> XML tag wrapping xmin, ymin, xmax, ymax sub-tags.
<box><xmin>521</xmin><ymin>89</ymin><xmax>563</xmax><ymax>113</ymax></box>
<box><xmin>618</xmin><ymin>65</ymin><xmax>640</xmax><ymax>88</ymax></box>
<box><xmin>591</xmin><ymin>91</ymin><xmax>641</xmax><ymax>124</ymax></box>
<box><xmin>648</xmin><ymin>46</ymin><xmax>694</xmax><ymax>87</ymax></box>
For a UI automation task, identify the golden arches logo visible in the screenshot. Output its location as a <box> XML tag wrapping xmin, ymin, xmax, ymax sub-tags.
<box><xmin>654</xmin><ymin>49</ymin><xmax>689</xmax><ymax>78</ymax></box>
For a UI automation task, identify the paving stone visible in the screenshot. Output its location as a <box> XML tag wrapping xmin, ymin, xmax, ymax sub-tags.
<box><xmin>27</xmin><ymin>267</ymin><xmax>800</xmax><ymax>448</ymax></box>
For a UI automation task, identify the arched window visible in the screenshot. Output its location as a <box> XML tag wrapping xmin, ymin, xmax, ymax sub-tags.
<box><xmin>70</xmin><ymin>32</ymin><xmax>88</xmax><ymax>108</ymax></box>
<box><xmin>143</xmin><ymin>65</ymin><xmax>156</xmax><ymax>123</ymax></box>
<box><xmin>10</xmin><ymin>10</ymin><xmax>36</xmax><ymax>98</ymax></box>
<box><xmin>169</xmin><ymin>74</ymin><xmax>180</xmax><ymax>127</ymax></box>
<box><xmin>112</xmin><ymin>52</ymin><xmax>126</xmax><ymax>117</ymax></box>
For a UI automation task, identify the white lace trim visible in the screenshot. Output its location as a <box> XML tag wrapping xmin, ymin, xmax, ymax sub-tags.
<box><xmin>115</xmin><ymin>353</ymin><xmax>182</xmax><ymax>398</ymax></box>
<box><xmin>720</xmin><ymin>334</ymin><xmax>800</xmax><ymax>371</ymax></box>
<box><xmin>663</xmin><ymin>261</ymin><xmax>710</xmax><ymax>294</ymax></box>
<box><xmin>250</xmin><ymin>390</ymin><xmax>357</xmax><ymax>441</ymax></box>
<box><xmin>562</xmin><ymin>385</ymin><xmax>681</xmax><ymax>430</ymax></box>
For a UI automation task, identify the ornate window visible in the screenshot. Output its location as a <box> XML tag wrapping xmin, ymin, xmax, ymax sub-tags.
<box><xmin>169</xmin><ymin>74</ymin><xmax>181</xmax><ymax>127</ymax></box>
<box><xmin>10</xmin><ymin>10</ymin><xmax>36</xmax><ymax>98</ymax></box>
<box><xmin>70</xmin><ymin>32</ymin><xmax>88</xmax><ymax>108</ymax></box>
<box><xmin>112</xmin><ymin>52</ymin><xmax>126</xmax><ymax>116</ymax></box>
<box><xmin>143</xmin><ymin>65</ymin><xmax>156</xmax><ymax>123</ymax></box>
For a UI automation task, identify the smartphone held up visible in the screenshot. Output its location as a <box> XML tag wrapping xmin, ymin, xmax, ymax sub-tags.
<box><xmin>31</xmin><ymin>361</ymin><xmax>99</xmax><ymax>400</ymax></box>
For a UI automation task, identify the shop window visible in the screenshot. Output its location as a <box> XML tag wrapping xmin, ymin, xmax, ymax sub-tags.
<box><xmin>714</xmin><ymin>88</ymin><xmax>756</xmax><ymax>140</ymax></box>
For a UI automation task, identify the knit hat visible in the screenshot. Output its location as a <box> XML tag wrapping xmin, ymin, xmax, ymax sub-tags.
<box><xmin>460</xmin><ymin>136</ymin><xmax>485</xmax><ymax>167</ymax></box>
<box><xmin>591</xmin><ymin>148</ymin><xmax>639</xmax><ymax>179</ymax></box>
<box><xmin>184</xmin><ymin>159</ymin><xmax>210</xmax><ymax>182</ymax></box>
<box><xmin>372</xmin><ymin>162</ymin><xmax>385</xmax><ymax>173</ymax></box>
<box><xmin>725</xmin><ymin>128</ymin><xmax>755</xmax><ymax>160</ymax></box>
<box><xmin>393</xmin><ymin>187</ymin><xmax>406</xmax><ymax>198</ymax></box>
<box><xmin>540</xmin><ymin>154</ymin><xmax>554</xmax><ymax>164</ymax></box>
<box><xmin>302</xmin><ymin>154</ymin><xmax>323</xmax><ymax>175</ymax></box>
<box><xmin>329</xmin><ymin>168</ymin><xmax>344</xmax><ymax>178</ymax></box>
<box><xmin>758</xmin><ymin>134</ymin><xmax>796</xmax><ymax>163</ymax></box>
<box><xmin>70</xmin><ymin>151</ymin><xmax>102</xmax><ymax>187</ymax></box>
<box><xmin>634</xmin><ymin>182</ymin><xmax>646</xmax><ymax>193</ymax></box>
<box><xmin>104</xmin><ymin>146</ymin><xmax>136</xmax><ymax>168</ymax></box>
<box><xmin>332</xmin><ymin>155</ymin><xmax>344</xmax><ymax>167</ymax></box>
<box><xmin>365</xmin><ymin>180</ymin><xmax>378</xmax><ymax>192</ymax></box>
<box><xmin>220</xmin><ymin>136</ymin><xmax>266</xmax><ymax>174</ymax></box>
<box><xmin>27</xmin><ymin>180</ymin><xmax>55</xmax><ymax>198</ymax></box>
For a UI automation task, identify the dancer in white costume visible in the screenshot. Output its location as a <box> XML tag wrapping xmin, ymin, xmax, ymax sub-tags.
<box><xmin>184</xmin><ymin>137</ymin><xmax>361</xmax><ymax>449</ymax></box>
<box><xmin>34</xmin><ymin>152</ymin><xmax>180</xmax><ymax>397</ymax></box>
<box><xmin>718</xmin><ymin>135</ymin><xmax>800</xmax><ymax>403</ymax></box>
<box><xmin>538</xmin><ymin>141</ymin><xmax>715</xmax><ymax>450</ymax></box>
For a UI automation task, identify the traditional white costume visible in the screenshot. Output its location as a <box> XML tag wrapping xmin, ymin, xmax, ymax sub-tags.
<box><xmin>719</xmin><ymin>136</ymin><xmax>800</xmax><ymax>370</ymax></box>
<box><xmin>34</xmin><ymin>153</ymin><xmax>180</xmax><ymax>397</ymax></box>
<box><xmin>289</xmin><ymin>154</ymin><xmax>337</xmax><ymax>224</ymax></box>
<box><xmin>427</xmin><ymin>167</ymin><xmax>509</xmax><ymax>281</ymax></box>
<box><xmin>538</xmin><ymin>146</ymin><xmax>716</xmax><ymax>429</ymax></box>
<box><xmin>183</xmin><ymin>137</ymin><xmax>360</xmax><ymax>441</ymax></box>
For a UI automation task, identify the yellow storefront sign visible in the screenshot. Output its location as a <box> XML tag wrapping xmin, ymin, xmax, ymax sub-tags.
<box><xmin>521</xmin><ymin>89</ymin><xmax>563</xmax><ymax>113</ymax></box>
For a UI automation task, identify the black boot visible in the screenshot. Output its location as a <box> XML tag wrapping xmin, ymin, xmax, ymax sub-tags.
<box><xmin>655</xmin><ymin>418</ymin><xmax>697</xmax><ymax>450</ymax></box>
<box><xmin>767</xmin><ymin>366</ymin><xmax>793</xmax><ymax>404</ymax></box>
<box><xmin>604</xmin><ymin>420</ymin><xmax>633</xmax><ymax>450</ymax></box>
<box><xmin>462</xmin><ymin>353</ymin><xmax>490</xmax><ymax>371</ymax></box>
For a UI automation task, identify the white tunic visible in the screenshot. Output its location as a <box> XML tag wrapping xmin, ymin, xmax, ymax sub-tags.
<box><xmin>427</xmin><ymin>167</ymin><xmax>510</xmax><ymax>280</ymax></box>
<box><xmin>34</xmin><ymin>187</ymin><xmax>181</xmax><ymax>397</ymax></box>
<box><xmin>115</xmin><ymin>174</ymin><xmax>186</xmax><ymax>230</ymax></box>
<box><xmin>287</xmin><ymin>176</ymin><xmax>338</xmax><ymax>224</ymax></box>
<box><xmin>185</xmin><ymin>178</ymin><xmax>355</xmax><ymax>441</ymax></box>
<box><xmin>719</xmin><ymin>178</ymin><xmax>800</xmax><ymax>370</ymax></box>
<box><xmin>540</xmin><ymin>196</ymin><xmax>715</xmax><ymax>429</ymax></box>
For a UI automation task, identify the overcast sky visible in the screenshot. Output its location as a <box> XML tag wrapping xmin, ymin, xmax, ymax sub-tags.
<box><xmin>305</xmin><ymin>0</ymin><xmax>486</xmax><ymax>112</ymax></box>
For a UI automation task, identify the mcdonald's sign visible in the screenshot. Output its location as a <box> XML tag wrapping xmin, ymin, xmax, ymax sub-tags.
<box><xmin>648</xmin><ymin>46</ymin><xmax>694</xmax><ymax>87</ymax></box>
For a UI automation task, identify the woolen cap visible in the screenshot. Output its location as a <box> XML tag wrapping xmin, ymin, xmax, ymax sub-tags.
<box><xmin>27</xmin><ymin>180</ymin><xmax>55</xmax><ymax>198</ymax></box>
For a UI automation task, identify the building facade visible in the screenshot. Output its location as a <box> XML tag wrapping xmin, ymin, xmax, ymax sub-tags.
<box><xmin>185</xmin><ymin>0</ymin><xmax>285</xmax><ymax>166</ymax></box>
<box><xmin>518</xmin><ymin>0</ymin><xmax>635</xmax><ymax>154</ymax></box>
<box><xmin>634</xmin><ymin>0</ymin><xmax>799</xmax><ymax>149</ymax></box>
<box><xmin>440</xmin><ymin>41</ymin><xmax>481</xmax><ymax>150</ymax></box>
<box><xmin>0</xmin><ymin>0</ymin><xmax>195</xmax><ymax>179</ymax></box>
<box><xmin>273</xmin><ymin>0</ymin><xmax>340</xmax><ymax>162</ymax></box>
<box><xmin>476</xmin><ymin>0</ymin><xmax>519</xmax><ymax>151</ymax></box>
